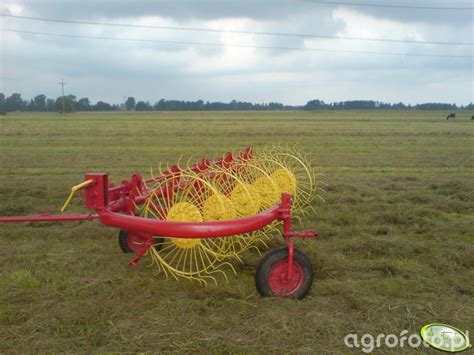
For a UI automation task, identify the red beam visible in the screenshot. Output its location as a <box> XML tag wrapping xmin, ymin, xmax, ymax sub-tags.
<box><xmin>97</xmin><ymin>205</ymin><xmax>281</xmax><ymax>239</ymax></box>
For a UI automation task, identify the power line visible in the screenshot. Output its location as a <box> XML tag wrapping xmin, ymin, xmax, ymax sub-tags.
<box><xmin>1</xmin><ymin>28</ymin><xmax>472</xmax><ymax>58</ymax></box>
<box><xmin>305</xmin><ymin>0</ymin><xmax>474</xmax><ymax>10</ymax></box>
<box><xmin>0</xmin><ymin>13</ymin><xmax>472</xmax><ymax>46</ymax></box>
<box><xmin>58</xmin><ymin>78</ymin><xmax>67</xmax><ymax>114</ymax></box>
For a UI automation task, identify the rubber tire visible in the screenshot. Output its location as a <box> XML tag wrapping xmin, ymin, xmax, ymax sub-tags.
<box><xmin>255</xmin><ymin>247</ymin><xmax>313</xmax><ymax>299</ymax></box>
<box><xmin>118</xmin><ymin>230</ymin><xmax>163</xmax><ymax>253</ymax></box>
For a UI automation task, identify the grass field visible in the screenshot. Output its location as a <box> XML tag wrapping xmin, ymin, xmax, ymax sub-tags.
<box><xmin>1</xmin><ymin>110</ymin><xmax>473</xmax><ymax>352</ymax></box>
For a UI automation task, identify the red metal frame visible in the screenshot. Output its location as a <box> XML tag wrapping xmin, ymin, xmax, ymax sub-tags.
<box><xmin>0</xmin><ymin>147</ymin><xmax>318</xmax><ymax>277</ymax></box>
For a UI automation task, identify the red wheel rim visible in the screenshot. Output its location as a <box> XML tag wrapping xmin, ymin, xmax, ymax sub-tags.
<box><xmin>268</xmin><ymin>259</ymin><xmax>304</xmax><ymax>296</ymax></box>
<box><xmin>127</xmin><ymin>233</ymin><xmax>146</xmax><ymax>253</ymax></box>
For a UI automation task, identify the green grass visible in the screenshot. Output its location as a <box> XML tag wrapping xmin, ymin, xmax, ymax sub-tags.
<box><xmin>1</xmin><ymin>110</ymin><xmax>473</xmax><ymax>352</ymax></box>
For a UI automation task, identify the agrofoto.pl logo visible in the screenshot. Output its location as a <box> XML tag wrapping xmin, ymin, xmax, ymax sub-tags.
<box><xmin>344</xmin><ymin>323</ymin><xmax>470</xmax><ymax>353</ymax></box>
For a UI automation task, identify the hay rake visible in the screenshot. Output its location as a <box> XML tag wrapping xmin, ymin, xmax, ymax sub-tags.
<box><xmin>0</xmin><ymin>146</ymin><xmax>319</xmax><ymax>299</ymax></box>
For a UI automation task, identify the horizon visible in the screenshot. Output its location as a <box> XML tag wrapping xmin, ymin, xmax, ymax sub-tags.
<box><xmin>1</xmin><ymin>92</ymin><xmax>472</xmax><ymax>109</ymax></box>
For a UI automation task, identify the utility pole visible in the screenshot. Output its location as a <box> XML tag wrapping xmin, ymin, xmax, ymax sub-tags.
<box><xmin>58</xmin><ymin>78</ymin><xmax>67</xmax><ymax>114</ymax></box>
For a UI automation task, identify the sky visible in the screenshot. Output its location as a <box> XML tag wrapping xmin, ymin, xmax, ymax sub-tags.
<box><xmin>0</xmin><ymin>0</ymin><xmax>473</xmax><ymax>105</ymax></box>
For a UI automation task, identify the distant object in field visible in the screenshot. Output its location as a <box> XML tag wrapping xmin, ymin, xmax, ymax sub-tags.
<box><xmin>446</xmin><ymin>113</ymin><xmax>456</xmax><ymax>120</ymax></box>
<box><xmin>471</xmin><ymin>115</ymin><xmax>474</xmax><ymax>120</ymax></box>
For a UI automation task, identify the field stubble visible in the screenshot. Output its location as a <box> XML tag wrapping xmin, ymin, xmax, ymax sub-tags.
<box><xmin>0</xmin><ymin>110</ymin><xmax>473</xmax><ymax>352</ymax></box>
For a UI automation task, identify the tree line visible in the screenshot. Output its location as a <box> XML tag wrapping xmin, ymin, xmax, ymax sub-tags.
<box><xmin>304</xmin><ymin>99</ymin><xmax>473</xmax><ymax>111</ymax></box>
<box><xmin>0</xmin><ymin>93</ymin><xmax>472</xmax><ymax>113</ymax></box>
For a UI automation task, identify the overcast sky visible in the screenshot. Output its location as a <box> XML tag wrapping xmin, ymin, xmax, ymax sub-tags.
<box><xmin>0</xmin><ymin>0</ymin><xmax>473</xmax><ymax>105</ymax></box>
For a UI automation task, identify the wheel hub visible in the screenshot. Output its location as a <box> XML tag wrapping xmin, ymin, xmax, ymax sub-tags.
<box><xmin>127</xmin><ymin>233</ymin><xmax>146</xmax><ymax>253</ymax></box>
<box><xmin>268</xmin><ymin>259</ymin><xmax>304</xmax><ymax>296</ymax></box>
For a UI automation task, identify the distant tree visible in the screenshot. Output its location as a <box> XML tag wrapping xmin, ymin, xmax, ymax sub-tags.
<box><xmin>33</xmin><ymin>94</ymin><xmax>47</xmax><ymax>111</ymax></box>
<box><xmin>27</xmin><ymin>99</ymin><xmax>35</xmax><ymax>111</ymax></box>
<box><xmin>46</xmin><ymin>98</ymin><xmax>55</xmax><ymax>111</ymax></box>
<box><xmin>0</xmin><ymin>93</ymin><xmax>5</xmax><ymax>114</ymax></box>
<box><xmin>5</xmin><ymin>93</ymin><xmax>25</xmax><ymax>112</ymax></box>
<box><xmin>125</xmin><ymin>97</ymin><xmax>136</xmax><ymax>111</ymax></box>
<box><xmin>94</xmin><ymin>101</ymin><xmax>113</xmax><ymax>111</ymax></box>
<box><xmin>54</xmin><ymin>95</ymin><xmax>76</xmax><ymax>113</ymax></box>
<box><xmin>304</xmin><ymin>100</ymin><xmax>327</xmax><ymax>110</ymax></box>
<box><xmin>340</xmin><ymin>100</ymin><xmax>377</xmax><ymax>109</ymax></box>
<box><xmin>135</xmin><ymin>101</ymin><xmax>151</xmax><ymax>111</ymax></box>
<box><xmin>392</xmin><ymin>102</ymin><xmax>406</xmax><ymax>110</ymax></box>
<box><xmin>76</xmin><ymin>98</ymin><xmax>91</xmax><ymax>111</ymax></box>
<box><xmin>268</xmin><ymin>102</ymin><xmax>284</xmax><ymax>110</ymax></box>
<box><xmin>195</xmin><ymin>99</ymin><xmax>204</xmax><ymax>110</ymax></box>
<box><xmin>154</xmin><ymin>99</ymin><xmax>164</xmax><ymax>110</ymax></box>
<box><xmin>415</xmin><ymin>103</ymin><xmax>457</xmax><ymax>110</ymax></box>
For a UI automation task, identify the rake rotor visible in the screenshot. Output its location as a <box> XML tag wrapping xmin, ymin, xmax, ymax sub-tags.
<box><xmin>137</xmin><ymin>146</ymin><xmax>319</xmax><ymax>284</ymax></box>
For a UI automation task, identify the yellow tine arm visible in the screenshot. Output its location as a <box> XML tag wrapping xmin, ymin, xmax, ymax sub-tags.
<box><xmin>60</xmin><ymin>179</ymin><xmax>94</xmax><ymax>212</ymax></box>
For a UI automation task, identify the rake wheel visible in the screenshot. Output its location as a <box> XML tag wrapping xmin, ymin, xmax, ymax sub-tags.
<box><xmin>252</xmin><ymin>145</ymin><xmax>319</xmax><ymax>216</ymax></box>
<box><xmin>141</xmin><ymin>172</ymin><xmax>241</xmax><ymax>284</ymax></box>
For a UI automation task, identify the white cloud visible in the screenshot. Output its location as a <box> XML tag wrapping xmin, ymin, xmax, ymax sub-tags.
<box><xmin>0</xmin><ymin>2</ymin><xmax>24</xmax><ymax>15</ymax></box>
